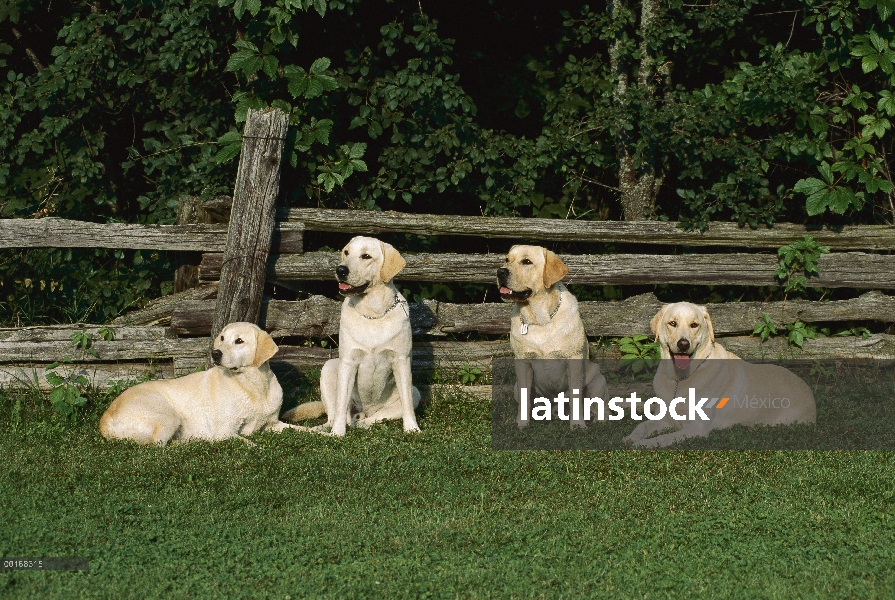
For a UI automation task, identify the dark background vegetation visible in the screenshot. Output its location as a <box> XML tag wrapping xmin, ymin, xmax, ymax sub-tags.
<box><xmin>2</xmin><ymin>0</ymin><xmax>894</xmax><ymax>323</ymax></box>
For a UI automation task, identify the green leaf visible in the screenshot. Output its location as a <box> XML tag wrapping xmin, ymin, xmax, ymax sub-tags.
<box><xmin>227</xmin><ymin>51</ymin><xmax>263</xmax><ymax>77</ymax></box>
<box><xmin>305</xmin><ymin>78</ymin><xmax>324</xmax><ymax>98</ymax></box>
<box><xmin>348</xmin><ymin>142</ymin><xmax>366</xmax><ymax>159</ymax></box>
<box><xmin>310</xmin><ymin>57</ymin><xmax>331</xmax><ymax>74</ymax></box>
<box><xmin>218</xmin><ymin>131</ymin><xmax>242</xmax><ymax>145</ymax></box>
<box><xmin>808</xmin><ymin>114</ymin><xmax>828</xmax><ymax>135</ymax></box>
<box><xmin>287</xmin><ymin>77</ymin><xmax>309</xmax><ymax>98</ymax></box>
<box><xmin>863</xmin><ymin>53</ymin><xmax>881</xmax><ymax>73</ymax></box>
<box><xmin>879</xmin><ymin>91</ymin><xmax>895</xmax><ymax>116</ymax></box>
<box><xmin>45</xmin><ymin>373</ymin><xmax>65</xmax><ymax>386</ymax></box>
<box><xmin>795</xmin><ymin>178</ymin><xmax>828</xmax><ymax>214</ymax></box>
<box><xmin>49</xmin><ymin>387</ymin><xmax>65</xmax><ymax>405</ymax></box>
<box><xmin>214</xmin><ymin>144</ymin><xmax>242</xmax><ymax>164</ymax></box>
<box><xmin>261</xmin><ymin>55</ymin><xmax>279</xmax><ymax>78</ymax></box>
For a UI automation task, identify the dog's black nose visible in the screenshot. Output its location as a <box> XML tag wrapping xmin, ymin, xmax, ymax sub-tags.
<box><xmin>497</xmin><ymin>267</ymin><xmax>509</xmax><ymax>281</ymax></box>
<box><xmin>336</xmin><ymin>265</ymin><xmax>349</xmax><ymax>279</ymax></box>
<box><xmin>677</xmin><ymin>338</ymin><xmax>690</xmax><ymax>352</ymax></box>
<box><xmin>211</xmin><ymin>349</ymin><xmax>222</xmax><ymax>364</ymax></box>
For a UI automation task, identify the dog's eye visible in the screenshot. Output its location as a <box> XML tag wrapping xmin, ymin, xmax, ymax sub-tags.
<box><xmin>343</xmin><ymin>250</ymin><xmax>348</xmax><ymax>256</ymax></box>
<box><xmin>669</xmin><ymin>321</ymin><xmax>677</xmax><ymax>327</ymax></box>
<box><xmin>521</xmin><ymin>259</ymin><xmax>532</xmax><ymax>265</ymax></box>
<box><xmin>235</xmin><ymin>338</ymin><xmax>244</xmax><ymax>344</ymax></box>
<box><xmin>220</xmin><ymin>335</ymin><xmax>224</xmax><ymax>341</ymax></box>
<box><xmin>690</xmin><ymin>322</ymin><xmax>699</xmax><ymax>329</ymax></box>
<box><xmin>361</xmin><ymin>253</ymin><xmax>372</xmax><ymax>259</ymax></box>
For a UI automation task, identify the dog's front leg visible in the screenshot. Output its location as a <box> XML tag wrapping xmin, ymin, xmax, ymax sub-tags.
<box><xmin>568</xmin><ymin>358</ymin><xmax>587</xmax><ymax>430</ymax></box>
<box><xmin>392</xmin><ymin>355</ymin><xmax>420</xmax><ymax>433</ymax></box>
<box><xmin>514</xmin><ymin>361</ymin><xmax>534</xmax><ymax>428</ymax></box>
<box><xmin>332</xmin><ymin>360</ymin><xmax>359</xmax><ymax>437</ymax></box>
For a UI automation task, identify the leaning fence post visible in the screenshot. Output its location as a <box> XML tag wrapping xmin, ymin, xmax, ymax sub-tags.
<box><xmin>210</xmin><ymin>107</ymin><xmax>289</xmax><ymax>342</ymax></box>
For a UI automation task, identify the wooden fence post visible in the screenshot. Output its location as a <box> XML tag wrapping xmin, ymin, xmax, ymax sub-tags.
<box><xmin>211</xmin><ymin>107</ymin><xmax>289</xmax><ymax>341</ymax></box>
<box><xmin>174</xmin><ymin>196</ymin><xmax>211</xmax><ymax>293</ymax></box>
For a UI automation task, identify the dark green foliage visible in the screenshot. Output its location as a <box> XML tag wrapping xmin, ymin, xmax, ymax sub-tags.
<box><xmin>775</xmin><ymin>235</ymin><xmax>830</xmax><ymax>294</ymax></box>
<box><xmin>1</xmin><ymin>1</ymin><xmax>240</xmax><ymax>322</ymax></box>
<box><xmin>2</xmin><ymin>1</ymin><xmax>895</xmax><ymax>323</ymax></box>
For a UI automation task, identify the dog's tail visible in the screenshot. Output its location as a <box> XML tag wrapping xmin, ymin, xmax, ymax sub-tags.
<box><xmin>282</xmin><ymin>401</ymin><xmax>326</xmax><ymax>422</ymax></box>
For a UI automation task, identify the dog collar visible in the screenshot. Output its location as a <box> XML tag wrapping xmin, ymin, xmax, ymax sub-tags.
<box><xmin>519</xmin><ymin>290</ymin><xmax>562</xmax><ymax>335</ymax></box>
<box><xmin>362</xmin><ymin>292</ymin><xmax>408</xmax><ymax>320</ymax></box>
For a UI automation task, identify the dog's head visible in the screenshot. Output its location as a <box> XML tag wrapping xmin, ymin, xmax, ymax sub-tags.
<box><xmin>650</xmin><ymin>302</ymin><xmax>715</xmax><ymax>371</ymax></box>
<box><xmin>497</xmin><ymin>245</ymin><xmax>568</xmax><ymax>302</ymax></box>
<box><xmin>211</xmin><ymin>322</ymin><xmax>279</xmax><ymax>372</ymax></box>
<box><xmin>335</xmin><ymin>236</ymin><xmax>406</xmax><ymax>296</ymax></box>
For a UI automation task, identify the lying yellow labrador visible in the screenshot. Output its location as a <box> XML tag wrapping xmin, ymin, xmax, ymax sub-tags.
<box><xmin>283</xmin><ymin>236</ymin><xmax>420</xmax><ymax>436</ymax></box>
<box><xmin>497</xmin><ymin>245</ymin><xmax>608</xmax><ymax>425</ymax></box>
<box><xmin>100</xmin><ymin>322</ymin><xmax>306</xmax><ymax>445</ymax></box>
<box><xmin>624</xmin><ymin>302</ymin><xmax>816</xmax><ymax>448</ymax></box>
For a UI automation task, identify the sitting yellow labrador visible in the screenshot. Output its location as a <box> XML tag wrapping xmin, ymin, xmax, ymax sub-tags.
<box><xmin>100</xmin><ymin>322</ymin><xmax>306</xmax><ymax>445</ymax></box>
<box><xmin>497</xmin><ymin>245</ymin><xmax>608</xmax><ymax>426</ymax></box>
<box><xmin>624</xmin><ymin>302</ymin><xmax>816</xmax><ymax>448</ymax></box>
<box><xmin>283</xmin><ymin>236</ymin><xmax>420</xmax><ymax>437</ymax></box>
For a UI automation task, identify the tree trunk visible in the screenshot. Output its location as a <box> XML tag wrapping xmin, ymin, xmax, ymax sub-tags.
<box><xmin>610</xmin><ymin>0</ymin><xmax>665</xmax><ymax>221</ymax></box>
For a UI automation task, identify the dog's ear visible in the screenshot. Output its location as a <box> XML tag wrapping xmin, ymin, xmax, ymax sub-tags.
<box><xmin>379</xmin><ymin>240</ymin><xmax>406</xmax><ymax>283</ymax></box>
<box><xmin>699</xmin><ymin>305</ymin><xmax>715</xmax><ymax>343</ymax></box>
<box><xmin>650</xmin><ymin>305</ymin><xmax>668</xmax><ymax>336</ymax></box>
<box><xmin>542</xmin><ymin>248</ymin><xmax>568</xmax><ymax>289</ymax></box>
<box><xmin>253</xmin><ymin>329</ymin><xmax>279</xmax><ymax>367</ymax></box>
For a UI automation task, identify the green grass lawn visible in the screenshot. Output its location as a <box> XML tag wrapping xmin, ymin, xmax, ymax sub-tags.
<box><xmin>1</xmin><ymin>382</ymin><xmax>894</xmax><ymax>599</ymax></box>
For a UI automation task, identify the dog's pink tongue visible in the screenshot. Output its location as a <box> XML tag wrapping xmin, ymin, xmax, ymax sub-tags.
<box><xmin>338</xmin><ymin>282</ymin><xmax>352</xmax><ymax>291</ymax></box>
<box><xmin>499</xmin><ymin>286</ymin><xmax>513</xmax><ymax>295</ymax></box>
<box><xmin>673</xmin><ymin>353</ymin><xmax>691</xmax><ymax>370</ymax></box>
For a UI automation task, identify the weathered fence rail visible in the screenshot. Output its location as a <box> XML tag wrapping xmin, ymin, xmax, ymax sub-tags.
<box><xmin>0</xmin><ymin>218</ymin><xmax>304</xmax><ymax>253</ymax></box>
<box><xmin>281</xmin><ymin>206</ymin><xmax>895</xmax><ymax>250</ymax></box>
<box><xmin>199</xmin><ymin>250</ymin><xmax>895</xmax><ymax>288</ymax></box>
<box><xmin>165</xmin><ymin>291</ymin><xmax>895</xmax><ymax>338</ymax></box>
<box><xmin>1</xmin><ymin>106</ymin><xmax>894</xmax><ymax>391</ymax></box>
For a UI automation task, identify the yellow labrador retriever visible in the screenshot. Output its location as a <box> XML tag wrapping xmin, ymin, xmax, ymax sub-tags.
<box><xmin>283</xmin><ymin>236</ymin><xmax>420</xmax><ymax>436</ymax></box>
<box><xmin>100</xmin><ymin>322</ymin><xmax>305</xmax><ymax>445</ymax></box>
<box><xmin>624</xmin><ymin>302</ymin><xmax>816</xmax><ymax>448</ymax></box>
<box><xmin>497</xmin><ymin>245</ymin><xmax>608</xmax><ymax>425</ymax></box>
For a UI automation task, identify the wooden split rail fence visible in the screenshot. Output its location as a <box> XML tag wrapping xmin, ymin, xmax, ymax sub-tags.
<box><xmin>1</xmin><ymin>107</ymin><xmax>895</xmax><ymax>390</ymax></box>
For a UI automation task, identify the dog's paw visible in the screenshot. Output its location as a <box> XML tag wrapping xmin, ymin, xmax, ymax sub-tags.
<box><xmin>626</xmin><ymin>435</ymin><xmax>660</xmax><ymax>449</ymax></box>
<box><xmin>515</xmin><ymin>419</ymin><xmax>530</xmax><ymax>430</ymax></box>
<box><xmin>237</xmin><ymin>435</ymin><xmax>258</xmax><ymax>447</ymax></box>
